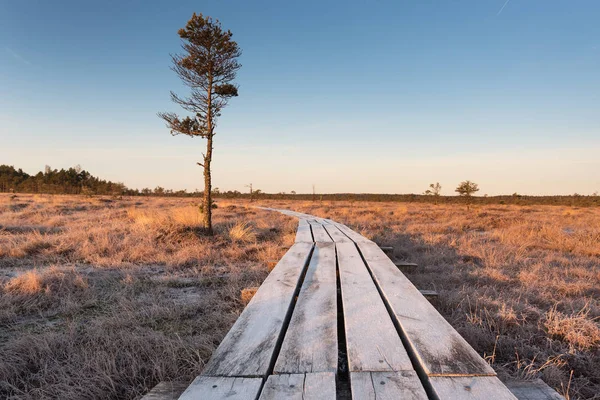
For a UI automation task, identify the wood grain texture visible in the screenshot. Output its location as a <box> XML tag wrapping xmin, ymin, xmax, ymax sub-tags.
<box><xmin>356</xmin><ymin>241</ymin><xmax>496</xmax><ymax>376</ymax></box>
<box><xmin>335</xmin><ymin>224</ymin><xmax>373</xmax><ymax>243</ymax></box>
<box><xmin>308</xmin><ymin>218</ymin><xmax>331</xmax><ymax>225</ymax></box>
<box><xmin>350</xmin><ymin>371</ymin><xmax>428</xmax><ymax>400</ymax></box>
<box><xmin>323</xmin><ymin>224</ymin><xmax>352</xmax><ymax>243</ymax></box>
<box><xmin>295</xmin><ymin>219</ymin><xmax>313</xmax><ymax>243</ymax></box>
<box><xmin>275</xmin><ymin>242</ymin><xmax>337</xmax><ymax>373</ymax></box>
<box><xmin>259</xmin><ymin>373</ymin><xmax>336</xmax><ymax>400</ymax></box>
<box><xmin>202</xmin><ymin>242</ymin><xmax>314</xmax><ymax>377</ymax></box>
<box><xmin>429</xmin><ymin>376</ymin><xmax>518</xmax><ymax>399</ymax></box>
<box><xmin>311</xmin><ymin>224</ymin><xmax>333</xmax><ymax>242</ymax></box>
<box><xmin>336</xmin><ymin>242</ymin><xmax>413</xmax><ymax>372</ymax></box>
<box><xmin>178</xmin><ymin>376</ymin><xmax>262</xmax><ymax>400</ymax></box>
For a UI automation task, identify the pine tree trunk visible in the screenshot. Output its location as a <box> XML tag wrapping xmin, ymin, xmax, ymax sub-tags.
<box><xmin>203</xmin><ymin>134</ymin><xmax>213</xmax><ymax>235</ymax></box>
<box><xmin>203</xmin><ymin>75</ymin><xmax>214</xmax><ymax>235</ymax></box>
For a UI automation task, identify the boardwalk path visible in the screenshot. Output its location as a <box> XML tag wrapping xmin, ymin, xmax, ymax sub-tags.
<box><xmin>176</xmin><ymin>208</ymin><xmax>517</xmax><ymax>399</ymax></box>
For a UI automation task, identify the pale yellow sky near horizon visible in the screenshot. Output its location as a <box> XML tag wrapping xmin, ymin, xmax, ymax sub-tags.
<box><xmin>3</xmin><ymin>141</ymin><xmax>599</xmax><ymax>196</ymax></box>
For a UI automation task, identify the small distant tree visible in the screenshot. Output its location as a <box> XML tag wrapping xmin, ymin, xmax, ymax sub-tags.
<box><xmin>245</xmin><ymin>183</ymin><xmax>253</xmax><ymax>202</ymax></box>
<box><xmin>455</xmin><ymin>180</ymin><xmax>479</xmax><ymax>209</ymax></box>
<box><xmin>424</xmin><ymin>182</ymin><xmax>442</xmax><ymax>204</ymax></box>
<box><xmin>158</xmin><ymin>13</ymin><xmax>241</xmax><ymax>235</ymax></box>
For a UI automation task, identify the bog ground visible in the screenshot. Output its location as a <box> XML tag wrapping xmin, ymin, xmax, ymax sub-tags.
<box><xmin>0</xmin><ymin>194</ymin><xmax>598</xmax><ymax>399</ymax></box>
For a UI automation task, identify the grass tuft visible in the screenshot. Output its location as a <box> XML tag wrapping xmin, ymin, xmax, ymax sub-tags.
<box><xmin>545</xmin><ymin>304</ymin><xmax>600</xmax><ymax>351</ymax></box>
<box><xmin>4</xmin><ymin>270</ymin><xmax>43</xmax><ymax>294</ymax></box>
<box><xmin>228</xmin><ymin>222</ymin><xmax>257</xmax><ymax>242</ymax></box>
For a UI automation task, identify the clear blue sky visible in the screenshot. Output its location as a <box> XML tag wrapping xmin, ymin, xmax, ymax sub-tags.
<box><xmin>1</xmin><ymin>0</ymin><xmax>599</xmax><ymax>195</ymax></box>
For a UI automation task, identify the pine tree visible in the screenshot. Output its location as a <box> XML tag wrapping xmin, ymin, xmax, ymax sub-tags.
<box><xmin>158</xmin><ymin>13</ymin><xmax>241</xmax><ymax>235</ymax></box>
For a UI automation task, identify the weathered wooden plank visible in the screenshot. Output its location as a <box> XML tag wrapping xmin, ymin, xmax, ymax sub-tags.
<box><xmin>336</xmin><ymin>242</ymin><xmax>413</xmax><ymax>372</ymax></box>
<box><xmin>311</xmin><ymin>224</ymin><xmax>333</xmax><ymax>242</ymax></box>
<box><xmin>356</xmin><ymin>241</ymin><xmax>496</xmax><ymax>376</ymax></box>
<box><xmin>316</xmin><ymin>219</ymin><xmax>333</xmax><ymax>225</ymax></box>
<box><xmin>202</xmin><ymin>242</ymin><xmax>314</xmax><ymax>377</ymax></box>
<box><xmin>259</xmin><ymin>373</ymin><xmax>336</xmax><ymax>400</ymax></box>
<box><xmin>141</xmin><ymin>382</ymin><xmax>188</xmax><ymax>400</ymax></box>
<box><xmin>323</xmin><ymin>224</ymin><xmax>352</xmax><ymax>243</ymax></box>
<box><xmin>296</xmin><ymin>219</ymin><xmax>313</xmax><ymax>243</ymax></box>
<box><xmin>394</xmin><ymin>261</ymin><xmax>418</xmax><ymax>273</ymax></box>
<box><xmin>419</xmin><ymin>289</ymin><xmax>439</xmax><ymax>299</ymax></box>
<box><xmin>275</xmin><ymin>243</ymin><xmax>337</xmax><ymax>373</ymax></box>
<box><xmin>350</xmin><ymin>371</ymin><xmax>428</xmax><ymax>400</ymax></box>
<box><xmin>429</xmin><ymin>376</ymin><xmax>518</xmax><ymax>399</ymax></box>
<box><xmin>379</xmin><ymin>246</ymin><xmax>394</xmax><ymax>255</ymax></box>
<box><xmin>394</xmin><ymin>261</ymin><xmax>418</xmax><ymax>268</ymax></box>
<box><xmin>178</xmin><ymin>376</ymin><xmax>262</xmax><ymax>400</ymax></box>
<box><xmin>505</xmin><ymin>379</ymin><xmax>565</xmax><ymax>400</ymax></box>
<box><xmin>335</xmin><ymin>224</ymin><xmax>372</xmax><ymax>243</ymax></box>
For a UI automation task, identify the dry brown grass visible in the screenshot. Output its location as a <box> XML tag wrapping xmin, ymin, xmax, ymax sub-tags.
<box><xmin>228</xmin><ymin>221</ymin><xmax>257</xmax><ymax>243</ymax></box>
<box><xmin>545</xmin><ymin>304</ymin><xmax>600</xmax><ymax>352</ymax></box>
<box><xmin>2</xmin><ymin>194</ymin><xmax>598</xmax><ymax>399</ymax></box>
<box><xmin>0</xmin><ymin>194</ymin><xmax>296</xmax><ymax>400</ymax></box>
<box><xmin>4</xmin><ymin>270</ymin><xmax>43</xmax><ymax>294</ymax></box>
<box><xmin>259</xmin><ymin>199</ymin><xmax>600</xmax><ymax>399</ymax></box>
<box><xmin>240</xmin><ymin>286</ymin><xmax>259</xmax><ymax>305</ymax></box>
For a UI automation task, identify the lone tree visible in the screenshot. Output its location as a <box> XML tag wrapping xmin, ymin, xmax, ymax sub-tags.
<box><xmin>245</xmin><ymin>183</ymin><xmax>253</xmax><ymax>202</ymax></box>
<box><xmin>455</xmin><ymin>180</ymin><xmax>479</xmax><ymax>209</ymax></box>
<box><xmin>424</xmin><ymin>182</ymin><xmax>442</xmax><ymax>203</ymax></box>
<box><xmin>158</xmin><ymin>13</ymin><xmax>241</xmax><ymax>235</ymax></box>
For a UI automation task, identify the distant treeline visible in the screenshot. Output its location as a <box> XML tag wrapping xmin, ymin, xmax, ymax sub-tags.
<box><xmin>0</xmin><ymin>165</ymin><xmax>127</xmax><ymax>196</ymax></box>
<box><xmin>249</xmin><ymin>193</ymin><xmax>600</xmax><ymax>207</ymax></box>
<box><xmin>1</xmin><ymin>165</ymin><xmax>598</xmax><ymax>206</ymax></box>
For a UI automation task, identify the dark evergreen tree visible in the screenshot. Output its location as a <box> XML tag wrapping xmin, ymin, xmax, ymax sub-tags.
<box><xmin>158</xmin><ymin>13</ymin><xmax>241</xmax><ymax>235</ymax></box>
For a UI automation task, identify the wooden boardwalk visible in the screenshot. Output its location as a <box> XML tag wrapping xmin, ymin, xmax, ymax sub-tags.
<box><xmin>175</xmin><ymin>209</ymin><xmax>517</xmax><ymax>399</ymax></box>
